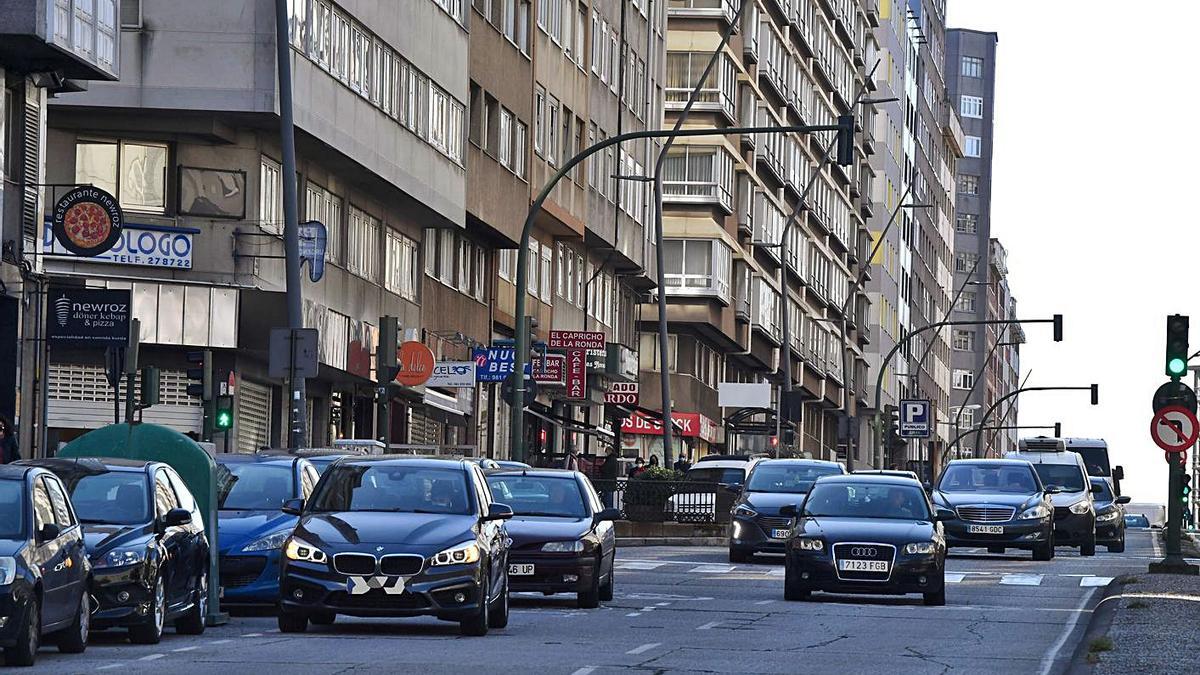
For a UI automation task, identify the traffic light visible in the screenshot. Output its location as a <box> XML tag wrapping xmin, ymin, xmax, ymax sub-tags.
<box><xmin>1182</xmin><ymin>473</ymin><xmax>1192</xmax><ymax>504</ymax></box>
<box><xmin>1052</xmin><ymin>314</ymin><xmax>1063</xmax><ymax>342</ymax></box>
<box><xmin>836</xmin><ymin>114</ymin><xmax>855</xmax><ymax>166</ymax></box>
<box><xmin>769</xmin><ymin>435</ymin><xmax>780</xmax><ymax>450</ymax></box>
<box><xmin>185</xmin><ymin>350</ymin><xmax>213</xmax><ymax>401</ymax></box>
<box><xmin>883</xmin><ymin>405</ymin><xmax>905</xmax><ymax>453</ymax></box>
<box><xmin>1166</xmin><ymin>314</ymin><xmax>1190</xmax><ymax>378</ymax></box>
<box><xmin>214</xmin><ymin>395</ymin><xmax>234</xmax><ymax>431</ymax></box>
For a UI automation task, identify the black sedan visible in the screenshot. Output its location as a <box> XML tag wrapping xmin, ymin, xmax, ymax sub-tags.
<box><xmin>931</xmin><ymin>459</ymin><xmax>1055</xmax><ymax>561</ymax></box>
<box><xmin>278</xmin><ymin>457</ymin><xmax>513</xmax><ymax>636</ymax></box>
<box><xmin>729</xmin><ymin>459</ymin><xmax>845</xmax><ymax>562</ymax></box>
<box><xmin>485</xmin><ymin>469</ymin><xmax>618</xmax><ymax>608</ymax></box>
<box><xmin>0</xmin><ymin>465</ymin><xmax>90</xmax><ymax>666</ymax></box>
<box><xmin>27</xmin><ymin>458</ymin><xmax>210</xmax><ymax>644</ymax></box>
<box><xmin>783</xmin><ymin>475</ymin><xmax>948</xmax><ymax>606</ymax></box>
<box><xmin>1092</xmin><ymin>477</ymin><xmax>1130</xmax><ymax>553</ymax></box>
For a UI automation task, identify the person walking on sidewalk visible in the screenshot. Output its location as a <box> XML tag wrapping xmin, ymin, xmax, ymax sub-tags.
<box><xmin>0</xmin><ymin>417</ymin><xmax>19</xmax><ymax>464</ymax></box>
<box><xmin>600</xmin><ymin>449</ymin><xmax>620</xmax><ymax>508</ymax></box>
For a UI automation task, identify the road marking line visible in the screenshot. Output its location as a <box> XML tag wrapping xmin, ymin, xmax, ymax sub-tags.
<box><xmin>1000</xmin><ymin>574</ymin><xmax>1043</xmax><ymax>586</ymax></box>
<box><xmin>696</xmin><ymin>621</ymin><xmax>721</xmax><ymax>630</ymax></box>
<box><xmin>617</xmin><ymin>562</ymin><xmax>665</xmax><ymax>570</ymax></box>
<box><xmin>1038</xmin><ymin>588</ymin><xmax>1096</xmax><ymax>675</ymax></box>
<box><xmin>626</xmin><ymin>642</ymin><xmax>661</xmax><ymax>655</ymax></box>
<box><xmin>210</xmin><ymin>639</ymin><xmax>231</xmax><ymax>645</ymax></box>
<box><xmin>755</xmin><ymin>599</ymin><xmax>775</xmax><ymax>605</ymax></box>
<box><xmin>767</xmin><ymin>568</ymin><xmax>786</xmax><ymax>576</ymax></box>
<box><xmin>571</xmin><ymin>668</ymin><xmax>597</xmax><ymax>675</ymax></box>
<box><xmin>139</xmin><ymin>654</ymin><xmax>165</xmax><ymax>661</ymax></box>
<box><xmin>945</xmin><ymin>573</ymin><xmax>966</xmax><ymax>584</ymax></box>
<box><xmin>655</xmin><ymin>602</ymin><xmax>671</xmax><ymax>606</ymax></box>
<box><xmin>625</xmin><ymin>612</ymin><xmax>641</xmax><ymax>617</ymax></box>
<box><xmin>172</xmin><ymin>646</ymin><xmax>199</xmax><ymax>652</ymax></box>
<box><xmin>689</xmin><ymin>565</ymin><xmax>734</xmax><ymax>574</ymax></box>
<box><xmin>1152</xmin><ymin>532</ymin><xmax>1163</xmax><ymax>558</ymax></box>
<box><xmin>1080</xmin><ymin>576</ymin><xmax>1114</xmax><ymax>587</ymax></box>
<box><xmin>96</xmin><ymin>665</ymin><xmax>123</xmax><ymax>671</ymax></box>
<box><xmin>640</xmin><ymin>607</ymin><xmax>655</xmax><ymax>612</ymax></box>
<box><xmin>242</xmin><ymin>632</ymin><xmax>263</xmax><ymax>638</ymax></box>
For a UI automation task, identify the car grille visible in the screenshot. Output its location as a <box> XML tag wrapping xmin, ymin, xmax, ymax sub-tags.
<box><xmin>832</xmin><ymin>543</ymin><xmax>896</xmax><ymax>582</ymax></box>
<box><xmin>956</xmin><ymin>506</ymin><xmax>1016</xmax><ymax>523</ymax></box>
<box><xmin>756</xmin><ymin>517</ymin><xmax>793</xmax><ymax>530</ymax></box>
<box><xmin>326</xmin><ymin>591</ymin><xmax>429</xmax><ymax>611</ymax></box>
<box><xmin>219</xmin><ymin>556</ymin><xmax>268</xmax><ymax>589</ymax></box>
<box><xmin>333</xmin><ymin>553</ymin><xmax>378</xmax><ymax>576</ymax></box>
<box><xmin>379</xmin><ymin>554</ymin><xmax>424</xmax><ymax>577</ymax></box>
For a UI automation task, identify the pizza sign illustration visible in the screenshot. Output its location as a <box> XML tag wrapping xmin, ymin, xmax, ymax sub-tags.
<box><xmin>51</xmin><ymin>186</ymin><xmax>123</xmax><ymax>257</ymax></box>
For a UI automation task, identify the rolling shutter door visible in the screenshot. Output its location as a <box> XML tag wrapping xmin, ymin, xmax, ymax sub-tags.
<box><xmin>48</xmin><ymin>364</ymin><xmax>202</xmax><ymax>433</ymax></box>
<box><xmin>236</xmin><ymin>379</ymin><xmax>271</xmax><ymax>453</ymax></box>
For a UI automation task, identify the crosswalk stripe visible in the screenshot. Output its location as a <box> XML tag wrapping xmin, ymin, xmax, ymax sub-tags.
<box><xmin>617</xmin><ymin>562</ymin><xmax>665</xmax><ymax>570</ymax></box>
<box><xmin>945</xmin><ymin>573</ymin><xmax>966</xmax><ymax>584</ymax></box>
<box><xmin>1080</xmin><ymin>576</ymin><xmax>1114</xmax><ymax>587</ymax></box>
<box><xmin>689</xmin><ymin>565</ymin><xmax>734</xmax><ymax>574</ymax></box>
<box><xmin>1000</xmin><ymin>574</ymin><xmax>1044</xmax><ymax>586</ymax></box>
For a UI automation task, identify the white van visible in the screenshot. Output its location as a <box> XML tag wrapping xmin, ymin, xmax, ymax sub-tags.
<box><xmin>1006</xmin><ymin>437</ymin><xmax>1099</xmax><ymax>556</ymax></box>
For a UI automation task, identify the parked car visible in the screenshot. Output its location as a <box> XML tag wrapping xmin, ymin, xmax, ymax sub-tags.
<box><xmin>215</xmin><ymin>453</ymin><xmax>320</xmax><ymax>605</ymax></box>
<box><xmin>268</xmin><ymin>448</ymin><xmax>367</xmax><ymax>475</ymax></box>
<box><xmin>0</xmin><ymin>465</ymin><xmax>90</xmax><ymax>665</ymax></box>
<box><xmin>277</xmin><ymin>457</ymin><xmax>512</xmax><ymax>636</ymax></box>
<box><xmin>1006</xmin><ymin>438</ymin><xmax>1098</xmax><ymax>556</ymax></box>
<box><xmin>25</xmin><ymin>457</ymin><xmax>209</xmax><ymax>645</ymax></box>
<box><xmin>729</xmin><ymin>459</ymin><xmax>846</xmax><ymax>562</ymax></box>
<box><xmin>666</xmin><ymin>455</ymin><xmax>763</xmax><ymax>523</ymax></box>
<box><xmin>1092</xmin><ymin>477</ymin><xmax>1130</xmax><ymax>553</ymax></box>
<box><xmin>1124</xmin><ymin>514</ymin><xmax>1151</xmax><ymax>529</ymax></box>
<box><xmin>931</xmin><ymin>459</ymin><xmax>1055</xmax><ymax>560</ymax></box>
<box><xmin>485</xmin><ymin>469</ymin><xmax>618</xmax><ymax>608</ymax></box>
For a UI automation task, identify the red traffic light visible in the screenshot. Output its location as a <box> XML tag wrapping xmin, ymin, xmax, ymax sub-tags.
<box><xmin>769</xmin><ymin>435</ymin><xmax>779</xmax><ymax>448</ymax></box>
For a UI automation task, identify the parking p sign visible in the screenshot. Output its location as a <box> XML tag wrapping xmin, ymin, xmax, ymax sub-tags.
<box><xmin>899</xmin><ymin>399</ymin><xmax>932</xmax><ymax>439</ymax></box>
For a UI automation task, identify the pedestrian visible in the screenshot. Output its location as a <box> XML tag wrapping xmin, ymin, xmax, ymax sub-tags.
<box><xmin>563</xmin><ymin>445</ymin><xmax>580</xmax><ymax>471</ymax></box>
<box><xmin>0</xmin><ymin>416</ymin><xmax>18</xmax><ymax>464</ymax></box>
<box><xmin>628</xmin><ymin>456</ymin><xmax>645</xmax><ymax>478</ymax></box>
<box><xmin>600</xmin><ymin>449</ymin><xmax>620</xmax><ymax>507</ymax></box>
<box><xmin>648</xmin><ymin>455</ymin><xmax>660</xmax><ymax>469</ymax></box>
<box><xmin>673</xmin><ymin>452</ymin><xmax>691</xmax><ymax>474</ymax></box>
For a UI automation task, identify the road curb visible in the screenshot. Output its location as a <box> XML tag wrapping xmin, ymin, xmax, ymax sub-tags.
<box><xmin>1065</xmin><ymin>578</ymin><xmax>1124</xmax><ymax>675</ymax></box>
<box><xmin>618</xmin><ymin>537</ymin><xmax>725</xmax><ymax>547</ymax></box>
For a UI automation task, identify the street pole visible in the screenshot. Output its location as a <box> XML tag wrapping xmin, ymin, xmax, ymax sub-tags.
<box><xmin>508</xmin><ymin>122</ymin><xmax>841</xmax><ymax>464</ymax></box>
<box><xmin>274</xmin><ymin>0</ymin><xmax>307</xmax><ymax>450</ymax></box>
<box><xmin>949</xmin><ymin>384</ymin><xmax>1097</xmax><ymax>457</ymax></box>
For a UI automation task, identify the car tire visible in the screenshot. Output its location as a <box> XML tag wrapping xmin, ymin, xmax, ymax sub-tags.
<box><xmin>277</xmin><ymin>609</ymin><xmax>309</xmax><ymax>633</ymax></box>
<box><xmin>5</xmin><ymin>596</ymin><xmax>40</xmax><ymax>667</ymax></box>
<box><xmin>1081</xmin><ymin>536</ymin><xmax>1097</xmax><ymax>557</ymax></box>
<box><xmin>129</xmin><ymin>575</ymin><xmax>166</xmax><ymax>645</ymax></box>
<box><xmin>309</xmin><ymin>612</ymin><xmax>336</xmax><ymax>626</ymax></box>
<box><xmin>460</xmin><ymin>573</ymin><xmax>490</xmax><ymax>636</ymax></box>
<box><xmin>1032</xmin><ymin>539</ymin><xmax>1053</xmax><ymax>561</ymax></box>
<box><xmin>987</xmin><ymin>546</ymin><xmax>1005</xmax><ymax>554</ymax></box>
<box><xmin>783</xmin><ymin>563</ymin><xmax>809</xmax><ymax>602</ymax></box>
<box><xmin>175</xmin><ymin>571</ymin><xmax>207</xmax><ymax>635</ymax></box>
<box><xmin>57</xmin><ymin>591</ymin><xmax>89</xmax><ymax>654</ymax></box>
<box><xmin>488</xmin><ymin>572</ymin><xmax>509</xmax><ymax>629</ymax></box>
<box><xmin>923</xmin><ymin>587</ymin><xmax>946</xmax><ymax>606</ymax></box>
<box><xmin>578</xmin><ymin>558</ymin><xmax>601</xmax><ymax>609</ymax></box>
<box><xmin>599</xmin><ymin>561</ymin><xmax>614</xmax><ymax>602</ymax></box>
<box><xmin>1108</xmin><ymin>539</ymin><xmax>1125</xmax><ymax>554</ymax></box>
<box><xmin>729</xmin><ymin>548</ymin><xmax>751</xmax><ymax>564</ymax></box>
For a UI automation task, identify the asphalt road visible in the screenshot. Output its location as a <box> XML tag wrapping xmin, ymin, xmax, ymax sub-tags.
<box><xmin>22</xmin><ymin>530</ymin><xmax>1160</xmax><ymax>674</ymax></box>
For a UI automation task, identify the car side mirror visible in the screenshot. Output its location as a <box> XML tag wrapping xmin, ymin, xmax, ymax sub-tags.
<box><xmin>38</xmin><ymin>523</ymin><xmax>61</xmax><ymax>542</ymax></box>
<box><xmin>483</xmin><ymin>503</ymin><xmax>514</xmax><ymax>521</ymax></box>
<box><xmin>934</xmin><ymin>508</ymin><xmax>955</xmax><ymax>522</ymax></box>
<box><xmin>281</xmin><ymin>498</ymin><xmax>305</xmax><ymax>516</ymax></box>
<box><xmin>779</xmin><ymin>504</ymin><xmax>799</xmax><ymax>518</ymax></box>
<box><xmin>594</xmin><ymin>508</ymin><xmax>620</xmax><ymax>523</ymax></box>
<box><xmin>1113</xmin><ymin>466</ymin><xmax>1125</xmax><ymax>481</ymax></box>
<box><xmin>923</xmin><ymin>482</ymin><xmax>933</xmax><ymax>493</ymax></box>
<box><xmin>1116</xmin><ymin>496</ymin><xmax>1131</xmax><ymax>505</ymax></box>
<box><xmin>162</xmin><ymin>508</ymin><xmax>192</xmax><ymax>527</ymax></box>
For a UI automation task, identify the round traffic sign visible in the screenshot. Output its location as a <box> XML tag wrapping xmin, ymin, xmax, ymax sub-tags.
<box><xmin>1167</xmin><ymin>450</ymin><xmax>1188</xmax><ymax>465</ymax></box>
<box><xmin>1151</xmin><ymin>405</ymin><xmax>1200</xmax><ymax>452</ymax></box>
<box><xmin>1154</xmin><ymin>380</ymin><xmax>1197</xmax><ymax>413</ymax></box>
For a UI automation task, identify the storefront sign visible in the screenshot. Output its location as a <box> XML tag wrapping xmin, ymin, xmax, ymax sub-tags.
<box><xmin>531</xmin><ymin>353</ymin><xmax>566</xmax><ymax>385</ymax></box>
<box><xmin>44</xmin><ymin>219</ymin><xmax>192</xmax><ymax>269</ymax></box>
<box><xmin>46</xmin><ymin>287</ymin><xmax>131</xmax><ymax>346</ymax></box>
<box><xmin>474</xmin><ymin>346</ymin><xmax>515</xmax><ymax>382</ymax></box>
<box><xmin>606</xmin><ymin>343</ymin><xmax>638</xmax><ymax>381</ymax></box>
<box><xmin>428</xmin><ymin>361</ymin><xmax>476</xmax><ymax>388</ymax></box>
<box><xmin>298</xmin><ymin>220</ymin><xmax>327</xmax><ymax>282</ymax></box>
<box><xmin>50</xmin><ymin>186</ymin><xmax>123</xmax><ymax>257</ymax></box>
<box><xmin>604</xmin><ymin>382</ymin><xmax>639</xmax><ymax>406</ymax></box>
<box><xmin>620</xmin><ymin>411</ymin><xmax>720</xmax><ymax>444</ymax></box>
<box><xmin>565</xmin><ymin>349</ymin><xmax>587</xmax><ymax>399</ymax></box>
<box><xmin>395</xmin><ymin>341</ymin><xmax>435</xmax><ymax>387</ymax></box>
<box><xmin>549</xmin><ymin>330</ymin><xmax>605</xmax><ymax>351</ymax></box>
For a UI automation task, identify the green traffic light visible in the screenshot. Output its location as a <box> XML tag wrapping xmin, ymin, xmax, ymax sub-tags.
<box><xmin>215</xmin><ymin>410</ymin><xmax>233</xmax><ymax>430</ymax></box>
<box><xmin>1169</xmin><ymin>357</ymin><xmax>1188</xmax><ymax>376</ymax></box>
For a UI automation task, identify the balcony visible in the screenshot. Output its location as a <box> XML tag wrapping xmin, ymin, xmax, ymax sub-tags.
<box><xmin>0</xmin><ymin>0</ymin><xmax>120</xmax><ymax>80</ymax></box>
<box><xmin>942</xmin><ymin>105</ymin><xmax>966</xmax><ymax>158</ymax></box>
<box><xmin>668</xmin><ymin>0</ymin><xmax>737</xmax><ymax>24</ymax></box>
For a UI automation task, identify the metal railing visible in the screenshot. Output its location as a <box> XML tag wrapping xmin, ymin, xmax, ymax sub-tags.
<box><xmin>590</xmin><ymin>478</ymin><xmax>735</xmax><ymax>524</ymax></box>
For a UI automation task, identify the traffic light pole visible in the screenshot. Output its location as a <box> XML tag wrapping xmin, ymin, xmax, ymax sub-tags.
<box><xmin>1150</xmin><ymin>455</ymin><xmax>1198</xmax><ymax>574</ymax></box>
<box><xmin>949</xmin><ymin>384</ymin><xmax>1097</xmax><ymax>458</ymax></box>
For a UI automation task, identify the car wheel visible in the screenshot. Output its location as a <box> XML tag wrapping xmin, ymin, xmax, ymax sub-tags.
<box><xmin>729</xmin><ymin>548</ymin><xmax>751</xmax><ymax>564</ymax></box>
<box><xmin>923</xmin><ymin>587</ymin><xmax>946</xmax><ymax>606</ymax></box>
<box><xmin>488</xmin><ymin>571</ymin><xmax>509</xmax><ymax>629</ymax></box>
<box><xmin>277</xmin><ymin>608</ymin><xmax>309</xmax><ymax>633</ymax></box>
<box><xmin>460</xmin><ymin>573</ymin><xmax>490</xmax><ymax>636</ymax></box>
<box><xmin>1108</xmin><ymin>538</ymin><xmax>1125</xmax><ymax>554</ymax></box>
<box><xmin>309</xmin><ymin>612</ymin><xmax>336</xmax><ymax>626</ymax></box>
<box><xmin>129</xmin><ymin>575</ymin><xmax>166</xmax><ymax>645</ymax></box>
<box><xmin>783</xmin><ymin>562</ymin><xmax>809</xmax><ymax>601</ymax></box>
<box><xmin>57</xmin><ymin>591</ymin><xmax>89</xmax><ymax>654</ymax></box>
<box><xmin>1081</xmin><ymin>536</ymin><xmax>1097</xmax><ymax>557</ymax></box>
<box><xmin>5</xmin><ymin>596</ymin><xmax>40</xmax><ymax>667</ymax></box>
<box><xmin>577</xmin><ymin>557</ymin><xmax>601</xmax><ymax>609</ymax></box>
<box><xmin>175</xmin><ymin>571</ymin><xmax>207</xmax><ymax>635</ymax></box>
<box><xmin>599</xmin><ymin>560</ymin><xmax>614</xmax><ymax>602</ymax></box>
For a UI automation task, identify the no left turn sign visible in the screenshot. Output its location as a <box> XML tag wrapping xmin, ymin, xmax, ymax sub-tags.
<box><xmin>1151</xmin><ymin>405</ymin><xmax>1200</xmax><ymax>452</ymax></box>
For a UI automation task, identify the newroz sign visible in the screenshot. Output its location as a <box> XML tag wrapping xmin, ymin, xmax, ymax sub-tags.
<box><xmin>621</xmin><ymin>411</ymin><xmax>718</xmax><ymax>444</ymax></box>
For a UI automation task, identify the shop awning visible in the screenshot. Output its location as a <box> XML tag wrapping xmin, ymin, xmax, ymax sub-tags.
<box><xmin>525</xmin><ymin>408</ymin><xmax>614</xmax><ymax>441</ymax></box>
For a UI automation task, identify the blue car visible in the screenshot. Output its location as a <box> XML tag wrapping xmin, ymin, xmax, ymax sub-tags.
<box><xmin>216</xmin><ymin>454</ymin><xmax>320</xmax><ymax>605</ymax></box>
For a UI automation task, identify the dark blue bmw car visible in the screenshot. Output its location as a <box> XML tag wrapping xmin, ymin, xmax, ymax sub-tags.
<box><xmin>215</xmin><ymin>454</ymin><xmax>320</xmax><ymax>605</ymax></box>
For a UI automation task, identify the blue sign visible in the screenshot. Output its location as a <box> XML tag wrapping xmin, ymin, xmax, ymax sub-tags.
<box><xmin>899</xmin><ymin>399</ymin><xmax>932</xmax><ymax>439</ymax></box>
<box><xmin>472</xmin><ymin>347</ymin><xmax>532</xmax><ymax>383</ymax></box>
<box><xmin>44</xmin><ymin>218</ymin><xmax>193</xmax><ymax>269</ymax></box>
<box><xmin>298</xmin><ymin>220</ymin><xmax>327</xmax><ymax>282</ymax></box>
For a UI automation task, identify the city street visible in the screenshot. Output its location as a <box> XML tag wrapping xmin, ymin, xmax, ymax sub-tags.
<box><xmin>21</xmin><ymin>531</ymin><xmax>1158</xmax><ymax>674</ymax></box>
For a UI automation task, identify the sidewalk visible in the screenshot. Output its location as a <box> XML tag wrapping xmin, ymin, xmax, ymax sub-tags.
<box><xmin>1080</xmin><ymin>533</ymin><xmax>1200</xmax><ymax>674</ymax></box>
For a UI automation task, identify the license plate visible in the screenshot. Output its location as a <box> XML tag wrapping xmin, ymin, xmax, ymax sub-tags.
<box><xmin>509</xmin><ymin>563</ymin><xmax>535</xmax><ymax>576</ymax></box>
<box><xmin>346</xmin><ymin>576</ymin><xmax>406</xmax><ymax>595</ymax></box>
<box><xmin>770</xmin><ymin>528</ymin><xmax>791</xmax><ymax>539</ymax></box>
<box><xmin>967</xmin><ymin>525</ymin><xmax>1005</xmax><ymax>534</ymax></box>
<box><xmin>839</xmin><ymin>559</ymin><xmax>889</xmax><ymax>572</ymax></box>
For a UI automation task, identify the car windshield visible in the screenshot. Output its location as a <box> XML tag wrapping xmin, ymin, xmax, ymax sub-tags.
<box><xmin>1075</xmin><ymin>448</ymin><xmax>1110</xmax><ymax>477</ymax></box>
<box><xmin>1031</xmin><ymin>464</ymin><xmax>1087</xmax><ymax>492</ymax></box>
<box><xmin>803</xmin><ymin>483</ymin><xmax>931</xmax><ymax>521</ymax></box>
<box><xmin>68</xmin><ymin>471</ymin><xmax>149</xmax><ymax>524</ymax></box>
<box><xmin>307</xmin><ymin>457</ymin><xmax>341</xmax><ymax>475</ymax></box>
<box><xmin>939</xmin><ymin>465</ymin><xmax>1039</xmax><ymax>494</ymax></box>
<box><xmin>309</xmin><ymin>464</ymin><xmax>473</xmax><ymax>515</ymax></box>
<box><xmin>0</xmin><ymin>480</ymin><xmax>25</xmax><ymax>538</ymax></box>
<box><xmin>486</xmin><ymin>475</ymin><xmax>586</xmax><ymax>518</ymax></box>
<box><xmin>216</xmin><ymin>463</ymin><xmax>296</xmax><ymax>510</ymax></box>
<box><xmin>746</xmin><ymin>464</ymin><xmax>843</xmax><ymax>494</ymax></box>
<box><xmin>1091</xmin><ymin>480</ymin><xmax>1114</xmax><ymax>502</ymax></box>
<box><xmin>685</xmin><ymin>467</ymin><xmax>745</xmax><ymax>485</ymax></box>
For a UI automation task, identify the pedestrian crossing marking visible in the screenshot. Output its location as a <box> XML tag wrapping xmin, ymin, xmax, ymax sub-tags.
<box><xmin>945</xmin><ymin>573</ymin><xmax>966</xmax><ymax>584</ymax></box>
<box><xmin>1000</xmin><ymin>574</ymin><xmax>1044</xmax><ymax>586</ymax></box>
<box><xmin>1080</xmin><ymin>576</ymin><xmax>1114</xmax><ymax>587</ymax></box>
<box><xmin>619</xmin><ymin>562</ymin><xmax>665</xmax><ymax>570</ymax></box>
<box><xmin>688</xmin><ymin>565</ymin><xmax>734</xmax><ymax>574</ymax></box>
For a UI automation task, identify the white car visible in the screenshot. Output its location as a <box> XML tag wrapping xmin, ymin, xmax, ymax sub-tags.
<box><xmin>665</xmin><ymin>457</ymin><xmax>762</xmax><ymax>523</ymax></box>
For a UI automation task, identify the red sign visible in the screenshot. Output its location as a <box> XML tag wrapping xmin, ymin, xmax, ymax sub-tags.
<box><xmin>565</xmin><ymin>348</ymin><xmax>586</xmax><ymax>399</ymax></box>
<box><xmin>394</xmin><ymin>341</ymin><xmax>435</xmax><ymax>387</ymax></box>
<box><xmin>605</xmin><ymin>382</ymin><xmax>639</xmax><ymax>406</ymax></box>
<box><xmin>531</xmin><ymin>354</ymin><xmax>566</xmax><ymax>385</ymax></box>
<box><xmin>549</xmin><ymin>330</ymin><xmax>606</xmax><ymax>351</ymax></box>
<box><xmin>1151</xmin><ymin>405</ymin><xmax>1199</xmax><ymax>452</ymax></box>
<box><xmin>621</xmin><ymin>411</ymin><xmax>719</xmax><ymax>443</ymax></box>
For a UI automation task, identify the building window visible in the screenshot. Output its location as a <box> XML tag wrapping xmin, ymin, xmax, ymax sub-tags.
<box><xmin>497</xmin><ymin>248</ymin><xmax>516</xmax><ymax>283</ymax></box>
<box><xmin>965</xmin><ymin>135</ymin><xmax>982</xmax><ymax>157</ymax></box>
<box><xmin>305</xmin><ymin>182</ymin><xmax>343</xmax><ymax>264</ymax></box>
<box><xmin>953</xmin><ymin>330</ymin><xmax>975</xmax><ymax>352</ymax></box>
<box><xmin>958</xmin><ymin>174</ymin><xmax>979</xmax><ymax>195</ymax></box>
<box><xmin>385</xmin><ymin>229</ymin><xmax>420</xmax><ymax>302</ymax></box>
<box><xmin>960</xmin><ymin>95</ymin><xmax>983</xmax><ymax>119</ymax></box>
<box><xmin>956</xmin><ymin>291</ymin><xmax>977</xmax><ymax>313</ymax></box>
<box><xmin>661</xmin><ymin>145</ymin><xmax>734</xmax><ymax>211</ymax></box>
<box><xmin>638</xmin><ymin>332</ymin><xmax>678</xmax><ymax>372</ymax></box>
<box><xmin>661</xmin><ymin>239</ymin><xmax>732</xmax><ymax>301</ymax></box>
<box><xmin>956</xmin><ymin>213</ymin><xmax>978</xmax><ymax>234</ymax></box>
<box><xmin>752</xmin><ymin>276</ymin><xmax>781</xmax><ymax>341</ymax></box>
<box><xmin>953</xmin><ymin>369</ymin><xmax>974</xmax><ymax>390</ymax></box>
<box><xmin>346</xmin><ymin>206</ymin><xmax>381</xmax><ymax>280</ymax></box>
<box><xmin>665</xmin><ymin>52</ymin><xmax>736</xmax><ymax>118</ymax></box>
<box><xmin>955</xmin><ymin>252</ymin><xmax>979</xmax><ymax>273</ymax></box>
<box><xmin>498</xmin><ymin>107</ymin><xmax>512</xmax><ymax>169</ymax></box>
<box><xmin>256</xmin><ymin>155</ymin><xmax>282</xmax><ymax>234</ymax></box>
<box><xmin>961</xmin><ymin>56</ymin><xmax>983</xmax><ymax>78</ymax></box>
<box><xmin>424</xmin><ymin>228</ymin><xmax>485</xmax><ymax>301</ymax></box>
<box><xmin>959</xmin><ymin>408</ymin><xmax>976</xmax><ymax>429</ymax></box>
<box><xmin>75</xmin><ymin>139</ymin><xmax>168</xmax><ymax>214</ymax></box>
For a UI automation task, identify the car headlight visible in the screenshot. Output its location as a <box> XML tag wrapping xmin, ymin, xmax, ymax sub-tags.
<box><xmin>242</xmin><ymin>530</ymin><xmax>292</xmax><ymax>552</ymax></box>
<box><xmin>796</xmin><ymin>538</ymin><xmax>824</xmax><ymax>552</ymax></box>
<box><xmin>541</xmin><ymin>540</ymin><xmax>585</xmax><ymax>553</ymax></box>
<box><xmin>1096</xmin><ymin>511</ymin><xmax>1121</xmax><ymax>522</ymax></box>
<box><xmin>0</xmin><ymin>557</ymin><xmax>16</xmax><ymax>585</ymax></box>
<box><xmin>431</xmin><ymin>541</ymin><xmax>481</xmax><ymax>566</ymax></box>
<box><xmin>1069</xmin><ymin>500</ymin><xmax>1092</xmax><ymax>515</ymax></box>
<box><xmin>1018</xmin><ymin>505</ymin><xmax>1051</xmax><ymax>520</ymax></box>
<box><xmin>733</xmin><ymin>505</ymin><xmax>758</xmax><ymax>518</ymax></box>
<box><xmin>97</xmin><ymin>549</ymin><xmax>145</xmax><ymax>568</ymax></box>
<box><xmin>284</xmin><ymin>536</ymin><xmax>328</xmax><ymax>564</ymax></box>
<box><xmin>904</xmin><ymin>542</ymin><xmax>936</xmax><ymax>555</ymax></box>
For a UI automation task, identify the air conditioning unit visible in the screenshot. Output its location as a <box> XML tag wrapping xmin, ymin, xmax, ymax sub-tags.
<box><xmin>120</xmin><ymin>0</ymin><xmax>143</xmax><ymax>29</ymax></box>
<box><xmin>1018</xmin><ymin>436</ymin><xmax>1065</xmax><ymax>452</ymax></box>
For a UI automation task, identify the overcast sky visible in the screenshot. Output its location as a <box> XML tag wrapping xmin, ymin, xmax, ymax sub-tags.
<box><xmin>944</xmin><ymin>2</ymin><xmax>1200</xmax><ymax>504</ymax></box>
